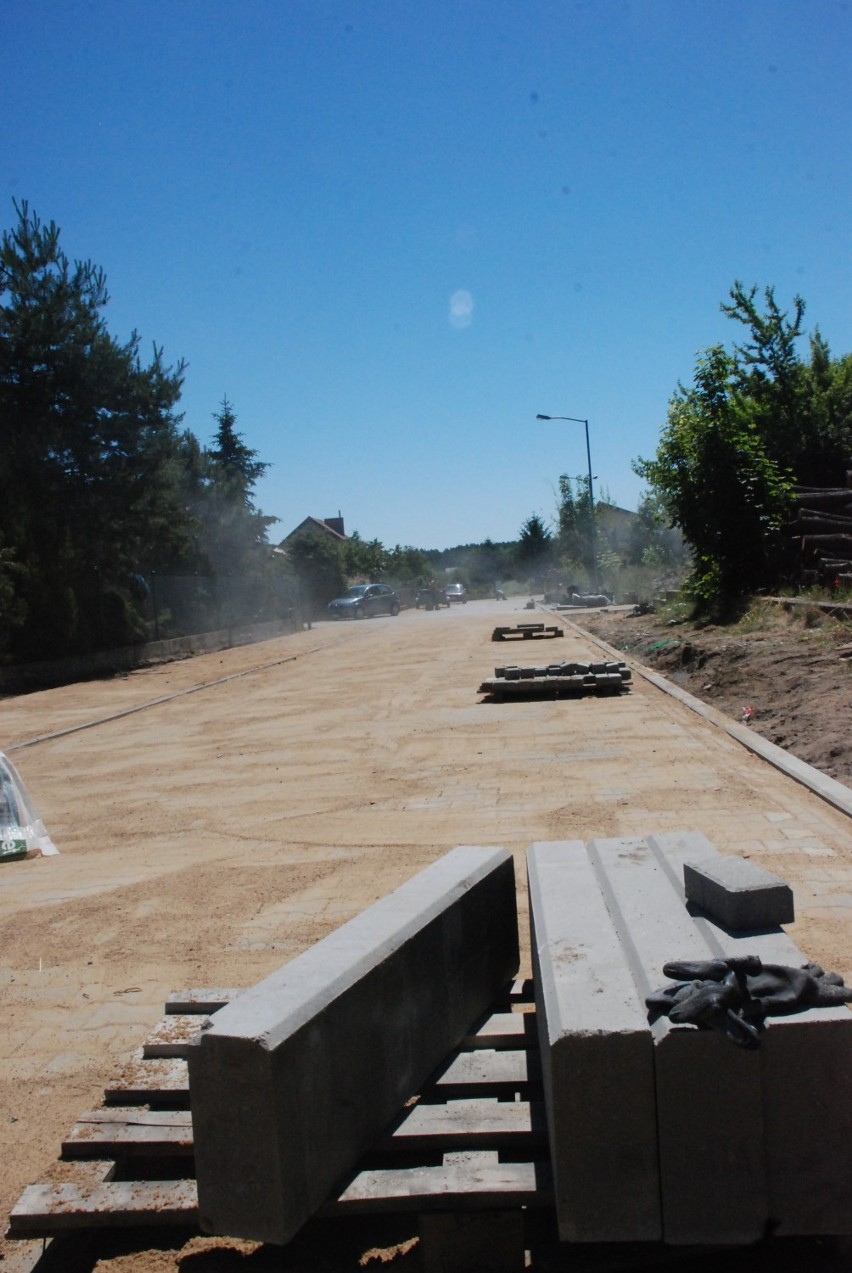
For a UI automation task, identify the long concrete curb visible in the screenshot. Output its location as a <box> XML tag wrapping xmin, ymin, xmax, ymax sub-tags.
<box><xmin>527</xmin><ymin>841</ymin><xmax>660</xmax><ymax>1243</ymax></box>
<box><xmin>188</xmin><ymin>845</ymin><xmax>519</xmax><ymax>1245</ymax></box>
<box><xmin>553</xmin><ymin>612</ymin><xmax>852</xmax><ymax>819</ymax></box>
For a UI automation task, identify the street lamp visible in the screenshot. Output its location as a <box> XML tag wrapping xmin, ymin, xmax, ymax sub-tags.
<box><xmin>536</xmin><ymin>413</ymin><xmax>600</xmax><ymax>592</ymax></box>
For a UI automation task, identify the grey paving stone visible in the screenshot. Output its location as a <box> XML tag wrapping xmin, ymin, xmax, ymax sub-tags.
<box><xmin>683</xmin><ymin>854</ymin><xmax>795</xmax><ymax>929</ymax></box>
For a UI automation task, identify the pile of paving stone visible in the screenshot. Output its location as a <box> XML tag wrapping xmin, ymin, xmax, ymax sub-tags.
<box><xmin>479</xmin><ymin>659</ymin><xmax>632</xmax><ymax>698</ymax></box>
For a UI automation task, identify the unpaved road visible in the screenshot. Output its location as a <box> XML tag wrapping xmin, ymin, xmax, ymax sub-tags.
<box><xmin>1</xmin><ymin>599</ymin><xmax>851</xmax><ymax>1270</ymax></box>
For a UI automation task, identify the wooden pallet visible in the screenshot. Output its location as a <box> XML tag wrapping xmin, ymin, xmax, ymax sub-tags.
<box><xmin>8</xmin><ymin>981</ymin><xmax>552</xmax><ymax>1242</ymax></box>
<box><xmin>492</xmin><ymin>624</ymin><xmax>564</xmax><ymax>641</ymax></box>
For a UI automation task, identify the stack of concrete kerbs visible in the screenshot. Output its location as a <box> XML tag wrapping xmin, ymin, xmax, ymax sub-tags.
<box><xmin>528</xmin><ymin>831</ymin><xmax>852</xmax><ymax>1246</ymax></box>
<box><xmin>188</xmin><ymin>845</ymin><xmax>520</xmax><ymax>1245</ymax></box>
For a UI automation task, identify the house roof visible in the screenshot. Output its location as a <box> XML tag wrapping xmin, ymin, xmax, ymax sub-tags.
<box><xmin>278</xmin><ymin>516</ymin><xmax>348</xmax><ymax>546</ymax></box>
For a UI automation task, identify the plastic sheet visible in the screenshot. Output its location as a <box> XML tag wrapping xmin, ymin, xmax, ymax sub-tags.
<box><xmin>0</xmin><ymin>752</ymin><xmax>59</xmax><ymax>860</ymax></box>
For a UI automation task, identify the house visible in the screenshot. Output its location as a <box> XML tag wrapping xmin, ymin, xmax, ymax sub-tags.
<box><xmin>278</xmin><ymin>515</ymin><xmax>347</xmax><ymax>549</ymax></box>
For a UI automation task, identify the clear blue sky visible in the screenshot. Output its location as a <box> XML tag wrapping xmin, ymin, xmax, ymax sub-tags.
<box><xmin>4</xmin><ymin>1</ymin><xmax>850</xmax><ymax>550</ymax></box>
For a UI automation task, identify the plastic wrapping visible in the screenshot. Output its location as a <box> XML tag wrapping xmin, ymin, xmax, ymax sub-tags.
<box><xmin>0</xmin><ymin>752</ymin><xmax>59</xmax><ymax>860</ymax></box>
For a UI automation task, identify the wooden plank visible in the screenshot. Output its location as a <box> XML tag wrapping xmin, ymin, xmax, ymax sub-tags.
<box><xmin>164</xmin><ymin>989</ymin><xmax>241</xmax><ymax>1014</ymax></box>
<box><xmin>376</xmin><ymin>1098</ymin><xmax>546</xmax><ymax>1151</ymax></box>
<box><xmin>62</xmin><ymin>1109</ymin><xmax>193</xmax><ymax>1159</ymax></box>
<box><xmin>64</xmin><ymin>1095</ymin><xmax>544</xmax><ymax>1162</ymax></box>
<box><xmin>104</xmin><ymin>1038</ymin><xmax>537</xmax><ymax>1110</ymax></box>
<box><xmin>433</xmin><ymin>1049</ymin><xmax>539</xmax><ymax>1091</ymax></box>
<box><xmin>8</xmin><ymin>1181</ymin><xmax>198</xmax><ymax>1237</ymax></box>
<box><xmin>323</xmin><ymin>1155</ymin><xmax>553</xmax><ymax>1214</ymax></box>
<box><xmin>460</xmin><ymin>1012</ymin><xmax>535</xmax><ymax>1048</ymax></box>
<box><xmin>104</xmin><ymin>1053</ymin><xmax>189</xmax><ymax>1104</ymax></box>
<box><xmin>142</xmin><ymin>1015</ymin><xmax>208</xmax><ymax>1058</ymax></box>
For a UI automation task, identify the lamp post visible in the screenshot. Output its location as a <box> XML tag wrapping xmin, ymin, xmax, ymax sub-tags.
<box><xmin>536</xmin><ymin>413</ymin><xmax>600</xmax><ymax>592</ymax></box>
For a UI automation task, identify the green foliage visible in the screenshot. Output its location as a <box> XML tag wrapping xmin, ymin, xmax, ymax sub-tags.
<box><xmin>0</xmin><ymin>204</ymin><xmax>288</xmax><ymax>661</ymax></box>
<box><xmin>555</xmin><ymin>474</ymin><xmax>595</xmax><ymax>572</ymax></box>
<box><xmin>193</xmin><ymin>398</ymin><xmax>278</xmax><ymax>588</ymax></box>
<box><xmin>515</xmin><ymin>513</ymin><xmax>554</xmax><ymax>581</ymax></box>
<box><xmin>636</xmin><ymin>281</ymin><xmax>851</xmax><ymax>611</ymax></box>
<box><xmin>0</xmin><ymin>201</ymin><xmax>190</xmax><ymax>658</ymax></box>
<box><xmin>286</xmin><ymin>531</ymin><xmax>347</xmax><ymax>617</ymax></box>
<box><xmin>636</xmin><ymin>345</ymin><xmax>793</xmax><ymax>607</ymax></box>
<box><xmin>385</xmin><ymin>545</ymin><xmax>433</xmax><ymax>585</ymax></box>
<box><xmin>343</xmin><ymin>532</ymin><xmax>388</xmax><ymax>582</ymax></box>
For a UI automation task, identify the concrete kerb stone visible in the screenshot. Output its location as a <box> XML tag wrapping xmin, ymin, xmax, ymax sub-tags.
<box><xmin>187</xmin><ymin>845</ymin><xmax>520</xmax><ymax>1246</ymax></box>
<box><xmin>527</xmin><ymin>841</ymin><xmax>660</xmax><ymax>1243</ymax></box>
<box><xmin>655</xmin><ymin>833</ymin><xmax>852</xmax><ymax>1239</ymax></box>
<box><xmin>589</xmin><ymin>833</ymin><xmax>769</xmax><ymax>1246</ymax></box>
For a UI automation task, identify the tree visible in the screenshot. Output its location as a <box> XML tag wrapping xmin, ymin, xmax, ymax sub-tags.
<box><xmin>627</xmin><ymin>490</ymin><xmax>683</xmax><ymax>569</ymax></box>
<box><xmin>515</xmin><ymin>513</ymin><xmax>554</xmax><ymax>580</ymax></box>
<box><xmin>343</xmin><ymin>531</ymin><xmax>388</xmax><ymax>582</ymax></box>
<box><xmin>285</xmin><ymin>531</ymin><xmax>347</xmax><ymax>622</ymax></box>
<box><xmin>722</xmin><ymin>281</ymin><xmax>851</xmax><ymax>487</ymax></box>
<box><xmin>555</xmin><ymin>474</ymin><xmax>597</xmax><ymax>583</ymax></box>
<box><xmin>0</xmin><ymin>201</ymin><xmax>191</xmax><ymax>658</ymax></box>
<box><xmin>196</xmin><ymin>398</ymin><xmax>277</xmax><ymax>578</ymax></box>
<box><xmin>635</xmin><ymin>346</ymin><xmax>793</xmax><ymax>608</ymax></box>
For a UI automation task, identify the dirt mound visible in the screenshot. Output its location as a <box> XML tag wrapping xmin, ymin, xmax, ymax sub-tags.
<box><xmin>568</xmin><ymin>599</ymin><xmax>852</xmax><ymax>785</ymax></box>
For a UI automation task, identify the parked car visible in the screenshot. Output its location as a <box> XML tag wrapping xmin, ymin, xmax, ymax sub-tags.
<box><xmin>327</xmin><ymin>584</ymin><xmax>400</xmax><ymax>619</ymax></box>
<box><xmin>443</xmin><ymin>582</ymin><xmax>468</xmax><ymax>604</ymax></box>
<box><xmin>415</xmin><ymin>584</ymin><xmax>448</xmax><ymax>609</ymax></box>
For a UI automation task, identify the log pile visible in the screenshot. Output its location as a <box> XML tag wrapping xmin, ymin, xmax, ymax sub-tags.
<box><xmin>791</xmin><ymin>478</ymin><xmax>852</xmax><ymax>590</ymax></box>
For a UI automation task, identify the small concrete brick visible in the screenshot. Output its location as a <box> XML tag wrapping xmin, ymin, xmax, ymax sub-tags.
<box><xmin>188</xmin><ymin>845</ymin><xmax>519</xmax><ymax>1246</ymax></box>
<box><xmin>683</xmin><ymin>855</ymin><xmax>794</xmax><ymax>930</ymax></box>
<box><xmin>527</xmin><ymin>841</ymin><xmax>660</xmax><ymax>1243</ymax></box>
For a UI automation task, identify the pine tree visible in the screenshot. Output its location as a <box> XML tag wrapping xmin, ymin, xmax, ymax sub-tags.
<box><xmin>0</xmin><ymin>201</ymin><xmax>189</xmax><ymax>658</ymax></box>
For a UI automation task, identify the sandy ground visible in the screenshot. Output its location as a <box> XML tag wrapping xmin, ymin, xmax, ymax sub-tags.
<box><xmin>1</xmin><ymin>599</ymin><xmax>851</xmax><ymax>1270</ymax></box>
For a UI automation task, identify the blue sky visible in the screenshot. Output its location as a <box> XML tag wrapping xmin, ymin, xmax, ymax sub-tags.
<box><xmin>3</xmin><ymin>1</ymin><xmax>850</xmax><ymax>550</ymax></box>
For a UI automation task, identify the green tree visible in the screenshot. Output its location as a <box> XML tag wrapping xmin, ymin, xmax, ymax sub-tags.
<box><xmin>635</xmin><ymin>346</ymin><xmax>793</xmax><ymax>608</ymax></box>
<box><xmin>386</xmin><ymin>544</ymin><xmax>433</xmax><ymax>586</ymax></box>
<box><xmin>0</xmin><ymin>201</ymin><xmax>189</xmax><ymax>658</ymax></box>
<box><xmin>197</xmin><ymin>398</ymin><xmax>277</xmax><ymax>578</ymax></box>
<box><xmin>555</xmin><ymin>474</ymin><xmax>598</xmax><ymax>582</ymax></box>
<box><xmin>343</xmin><ymin>531</ymin><xmax>388</xmax><ymax>581</ymax></box>
<box><xmin>285</xmin><ymin>531</ymin><xmax>347</xmax><ymax>621</ymax></box>
<box><xmin>515</xmin><ymin>513</ymin><xmax>554</xmax><ymax>581</ymax></box>
<box><xmin>722</xmin><ymin>282</ymin><xmax>852</xmax><ymax>487</ymax></box>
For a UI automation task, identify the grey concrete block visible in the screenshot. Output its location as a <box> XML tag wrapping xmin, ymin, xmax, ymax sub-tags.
<box><xmin>588</xmin><ymin>834</ymin><xmax>769</xmax><ymax>1246</ymax></box>
<box><xmin>649</xmin><ymin>833</ymin><xmax>852</xmax><ymax>1238</ymax></box>
<box><xmin>527</xmin><ymin>841</ymin><xmax>660</xmax><ymax>1243</ymax></box>
<box><xmin>188</xmin><ymin>845</ymin><xmax>519</xmax><ymax>1245</ymax></box>
<box><xmin>683</xmin><ymin>855</ymin><xmax>794</xmax><ymax>930</ymax></box>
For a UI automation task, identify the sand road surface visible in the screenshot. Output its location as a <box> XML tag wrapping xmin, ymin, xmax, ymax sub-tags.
<box><xmin>2</xmin><ymin>599</ymin><xmax>851</xmax><ymax>1269</ymax></box>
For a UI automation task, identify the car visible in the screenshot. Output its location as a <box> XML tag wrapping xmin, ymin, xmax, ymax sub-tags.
<box><xmin>415</xmin><ymin>584</ymin><xmax>448</xmax><ymax>609</ymax></box>
<box><xmin>443</xmin><ymin>582</ymin><xmax>467</xmax><ymax>604</ymax></box>
<box><xmin>327</xmin><ymin>583</ymin><xmax>400</xmax><ymax>619</ymax></box>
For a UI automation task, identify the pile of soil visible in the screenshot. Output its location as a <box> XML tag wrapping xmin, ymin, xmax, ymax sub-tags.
<box><xmin>568</xmin><ymin>598</ymin><xmax>852</xmax><ymax>786</ymax></box>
